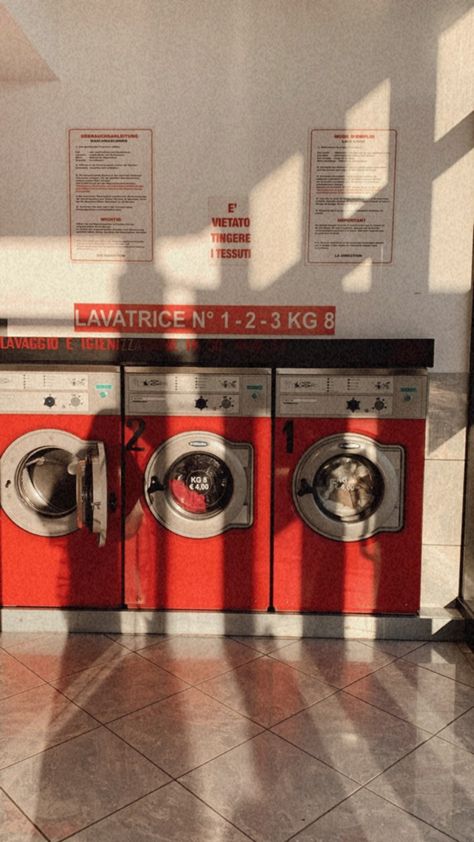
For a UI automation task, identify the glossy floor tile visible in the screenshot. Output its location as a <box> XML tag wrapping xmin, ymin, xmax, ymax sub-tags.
<box><xmin>3</xmin><ymin>633</ymin><xmax>129</xmax><ymax>681</ymax></box>
<box><xmin>199</xmin><ymin>655</ymin><xmax>336</xmax><ymax>727</ymax></box>
<box><xmin>0</xmin><ymin>684</ymin><xmax>98</xmax><ymax>768</ymax></box>
<box><xmin>230</xmin><ymin>635</ymin><xmax>298</xmax><ymax>654</ymax></box>
<box><xmin>367</xmin><ymin>737</ymin><xmax>474</xmax><ymax>842</ymax></box>
<box><xmin>437</xmin><ymin>706</ymin><xmax>474</xmax><ymax>753</ymax></box>
<box><xmin>67</xmin><ymin>781</ymin><xmax>250</xmax><ymax>841</ymax></box>
<box><xmin>51</xmin><ymin>652</ymin><xmax>188</xmax><ymax>722</ymax></box>
<box><xmin>0</xmin><ymin>789</ymin><xmax>46</xmax><ymax>842</ymax></box>
<box><xmin>0</xmin><ymin>728</ymin><xmax>170</xmax><ymax>842</ymax></box>
<box><xmin>138</xmin><ymin>635</ymin><xmax>261</xmax><ymax>683</ymax></box>
<box><xmin>0</xmin><ymin>649</ymin><xmax>44</xmax><ymax>701</ymax></box>
<box><xmin>346</xmin><ymin>656</ymin><xmax>474</xmax><ymax>732</ymax></box>
<box><xmin>272</xmin><ymin>690</ymin><xmax>431</xmax><ymax>783</ymax></box>
<box><xmin>271</xmin><ymin>639</ymin><xmax>395</xmax><ymax>688</ymax></box>
<box><xmin>109</xmin><ymin>686</ymin><xmax>263</xmax><ymax>777</ymax></box>
<box><xmin>402</xmin><ymin>641</ymin><xmax>474</xmax><ymax>686</ymax></box>
<box><xmin>290</xmin><ymin>788</ymin><xmax>456</xmax><ymax>841</ymax></box>
<box><xmin>181</xmin><ymin>730</ymin><xmax>359</xmax><ymax>842</ymax></box>
<box><xmin>105</xmin><ymin>632</ymin><xmax>173</xmax><ymax>652</ymax></box>
<box><xmin>0</xmin><ymin>634</ymin><xmax>472</xmax><ymax>842</ymax></box>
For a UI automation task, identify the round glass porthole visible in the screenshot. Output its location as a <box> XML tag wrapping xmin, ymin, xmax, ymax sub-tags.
<box><xmin>292</xmin><ymin>433</ymin><xmax>403</xmax><ymax>542</ymax></box>
<box><xmin>165</xmin><ymin>452</ymin><xmax>234</xmax><ymax>517</ymax></box>
<box><xmin>313</xmin><ymin>454</ymin><xmax>384</xmax><ymax>523</ymax></box>
<box><xmin>17</xmin><ymin>447</ymin><xmax>77</xmax><ymax>518</ymax></box>
<box><xmin>1</xmin><ymin>429</ymin><xmax>92</xmax><ymax>537</ymax></box>
<box><xmin>144</xmin><ymin>431</ymin><xmax>252</xmax><ymax>538</ymax></box>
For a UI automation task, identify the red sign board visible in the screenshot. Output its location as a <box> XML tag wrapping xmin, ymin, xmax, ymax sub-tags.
<box><xmin>74</xmin><ymin>304</ymin><xmax>336</xmax><ymax>336</ymax></box>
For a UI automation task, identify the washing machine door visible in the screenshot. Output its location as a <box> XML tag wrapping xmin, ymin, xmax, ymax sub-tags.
<box><xmin>71</xmin><ymin>441</ymin><xmax>108</xmax><ymax>547</ymax></box>
<box><xmin>293</xmin><ymin>433</ymin><xmax>404</xmax><ymax>541</ymax></box>
<box><xmin>144</xmin><ymin>431</ymin><xmax>253</xmax><ymax>538</ymax></box>
<box><xmin>0</xmin><ymin>430</ymin><xmax>108</xmax><ymax>545</ymax></box>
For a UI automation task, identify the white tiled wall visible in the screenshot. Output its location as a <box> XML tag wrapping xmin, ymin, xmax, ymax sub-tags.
<box><xmin>421</xmin><ymin>374</ymin><xmax>468</xmax><ymax>607</ymax></box>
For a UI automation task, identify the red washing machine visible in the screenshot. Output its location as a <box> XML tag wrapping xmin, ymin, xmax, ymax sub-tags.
<box><xmin>0</xmin><ymin>366</ymin><xmax>122</xmax><ymax>607</ymax></box>
<box><xmin>124</xmin><ymin>367</ymin><xmax>271</xmax><ymax>610</ymax></box>
<box><xmin>273</xmin><ymin>369</ymin><xmax>428</xmax><ymax>614</ymax></box>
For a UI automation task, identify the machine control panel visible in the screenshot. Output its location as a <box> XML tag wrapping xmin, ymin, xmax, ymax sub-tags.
<box><xmin>125</xmin><ymin>368</ymin><xmax>271</xmax><ymax>417</ymax></box>
<box><xmin>277</xmin><ymin>370</ymin><xmax>428</xmax><ymax>419</ymax></box>
<box><xmin>285</xmin><ymin>375</ymin><xmax>394</xmax><ymax>395</ymax></box>
<box><xmin>0</xmin><ymin>368</ymin><xmax>120</xmax><ymax>414</ymax></box>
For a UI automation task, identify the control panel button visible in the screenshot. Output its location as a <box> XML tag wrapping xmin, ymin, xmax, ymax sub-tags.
<box><xmin>346</xmin><ymin>398</ymin><xmax>360</xmax><ymax>412</ymax></box>
<box><xmin>44</xmin><ymin>395</ymin><xmax>56</xmax><ymax>408</ymax></box>
<box><xmin>195</xmin><ymin>396</ymin><xmax>208</xmax><ymax>411</ymax></box>
<box><xmin>374</xmin><ymin>398</ymin><xmax>386</xmax><ymax>411</ymax></box>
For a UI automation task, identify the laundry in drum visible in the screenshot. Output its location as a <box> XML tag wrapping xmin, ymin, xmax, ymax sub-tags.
<box><xmin>315</xmin><ymin>455</ymin><xmax>382</xmax><ymax>521</ymax></box>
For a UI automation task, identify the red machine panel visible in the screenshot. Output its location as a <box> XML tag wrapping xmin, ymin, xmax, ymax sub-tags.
<box><xmin>273</xmin><ymin>370</ymin><xmax>428</xmax><ymax>614</ymax></box>
<box><xmin>0</xmin><ymin>368</ymin><xmax>122</xmax><ymax>608</ymax></box>
<box><xmin>124</xmin><ymin>368</ymin><xmax>272</xmax><ymax>611</ymax></box>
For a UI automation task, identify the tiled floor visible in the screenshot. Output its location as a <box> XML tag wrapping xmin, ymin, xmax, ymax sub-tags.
<box><xmin>0</xmin><ymin>632</ymin><xmax>473</xmax><ymax>841</ymax></box>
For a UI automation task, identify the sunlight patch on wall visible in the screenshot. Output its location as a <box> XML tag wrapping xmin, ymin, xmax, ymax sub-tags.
<box><xmin>248</xmin><ymin>154</ymin><xmax>303</xmax><ymax>291</ymax></box>
<box><xmin>345</xmin><ymin>78</ymin><xmax>391</xmax><ymax>132</ymax></box>
<box><xmin>429</xmin><ymin>153</ymin><xmax>474</xmax><ymax>292</ymax></box>
<box><xmin>435</xmin><ymin>8</ymin><xmax>473</xmax><ymax>142</ymax></box>
<box><xmin>1</xmin><ymin>237</ymin><xmax>68</xmax><ymax>305</ymax></box>
<box><xmin>344</xmin><ymin>79</ymin><xmax>391</xmax><ymax>214</ymax></box>
<box><xmin>1</xmin><ymin>237</ymin><xmax>123</xmax><ymax>332</ymax></box>
<box><xmin>0</xmin><ymin>3</ymin><xmax>58</xmax><ymax>81</ymax></box>
<box><xmin>341</xmin><ymin>261</ymin><xmax>373</xmax><ymax>293</ymax></box>
<box><xmin>156</xmin><ymin>228</ymin><xmax>221</xmax><ymax>294</ymax></box>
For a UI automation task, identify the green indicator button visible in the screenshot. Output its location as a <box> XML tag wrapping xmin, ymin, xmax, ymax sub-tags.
<box><xmin>96</xmin><ymin>383</ymin><xmax>113</xmax><ymax>398</ymax></box>
<box><xmin>247</xmin><ymin>384</ymin><xmax>263</xmax><ymax>390</ymax></box>
<box><xmin>400</xmin><ymin>387</ymin><xmax>417</xmax><ymax>392</ymax></box>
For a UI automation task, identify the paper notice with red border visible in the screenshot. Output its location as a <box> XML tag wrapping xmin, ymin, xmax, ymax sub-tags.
<box><xmin>68</xmin><ymin>129</ymin><xmax>153</xmax><ymax>262</ymax></box>
<box><xmin>307</xmin><ymin>129</ymin><xmax>397</xmax><ymax>264</ymax></box>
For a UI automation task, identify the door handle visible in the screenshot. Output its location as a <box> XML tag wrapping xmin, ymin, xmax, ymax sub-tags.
<box><xmin>147</xmin><ymin>475</ymin><xmax>165</xmax><ymax>495</ymax></box>
<box><xmin>297</xmin><ymin>478</ymin><xmax>313</xmax><ymax>497</ymax></box>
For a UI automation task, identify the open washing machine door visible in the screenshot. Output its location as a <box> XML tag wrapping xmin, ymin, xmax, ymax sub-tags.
<box><xmin>0</xmin><ymin>430</ymin><xmax>108</xmax><ymax>545</ymax></box>
<box><xmin>71</xmin><ymin>441</ymin><xmax>108</xmax><ymax>547</ymax></box>
<box><xmin>144</xmin><ymin>431</ymin><xmax>253</xmax><ymax>538</ymax></box>
<box><xmin>293</xmin><ymin>433</ymin><xmax>404</xmax><ymax>541</ymax></box>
